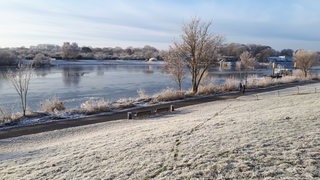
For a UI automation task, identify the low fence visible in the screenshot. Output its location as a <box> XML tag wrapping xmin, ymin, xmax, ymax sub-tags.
<box><xmin>242</xmin><ymin>83</ymin><xmax>320</xmax><ymax>101</ymax></box>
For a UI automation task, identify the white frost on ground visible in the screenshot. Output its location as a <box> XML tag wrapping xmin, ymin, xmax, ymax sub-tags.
<box><xmin>0</xmin><ymin>83</ymin><xmax>320</xmax><ymax>179</ymax></box>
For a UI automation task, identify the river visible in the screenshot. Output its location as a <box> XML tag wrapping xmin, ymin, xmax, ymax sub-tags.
<box><xmin>0</xmin><ymin>59</ymin><xmax>272</xmax><ymax>113</ymax></box>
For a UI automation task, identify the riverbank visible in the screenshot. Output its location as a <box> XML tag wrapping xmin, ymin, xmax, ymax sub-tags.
<box><xmin>0</xmin><ymin>79</ymin><xmax>320</xmax><ymax>139</ymax></box>
<box><xmin>0</xmin><ymin>81</ymin><xmax>319</xmax><ymax>179</ymax></box>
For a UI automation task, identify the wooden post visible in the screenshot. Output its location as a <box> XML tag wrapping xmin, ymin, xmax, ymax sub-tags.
<box><xmin>170</xmin><ymin>105</ymin><xmax>174</xmax><ymax>112</ymax></box>
<box><xmin>272</xmin><ymin>62</ymin><xmax>275</xmax><ymax>76</ymax></box>
<box><xmin>127</xmin><ymin>112</ymin><xmax>132</xmax><ymax>120</ymax></box>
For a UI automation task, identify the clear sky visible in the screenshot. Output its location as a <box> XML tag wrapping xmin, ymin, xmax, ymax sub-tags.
<box><xmin>0</xmin><ymin>0</ymin><xmax>319</xmax><ymax>51</ymax></box>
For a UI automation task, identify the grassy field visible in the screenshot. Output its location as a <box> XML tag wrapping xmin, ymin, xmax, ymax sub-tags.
<box><xmin>0</xmin><ymin>83</ymin><xmax>319</xmax><ymax>179</ymax></box>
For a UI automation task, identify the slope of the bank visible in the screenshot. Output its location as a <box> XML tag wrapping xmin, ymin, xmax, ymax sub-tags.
<box><xmin>0</xmin><ymin>83</ymin><xmax>319</xmax><ymax>179</ymax></box>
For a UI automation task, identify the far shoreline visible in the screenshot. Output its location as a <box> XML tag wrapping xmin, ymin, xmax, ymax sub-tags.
<box><xmin>0</xmin><ymin>79</ymin><xmax>319</xmax><ymax>139</ymax></box>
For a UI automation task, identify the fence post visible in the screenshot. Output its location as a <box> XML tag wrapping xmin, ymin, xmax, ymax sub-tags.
<box><xmin>297</xmin><ymin>86</ymin><xmax>300</xmax><ymax>94</ymax></box>
<box><xmin>127</xmin><ymin>112</ymin><xmax>132</xmax><ymax>120</ymax></box>
<box><xmin>170</xmin><ymin>105</ymin><xmax>174</xmax><ymax>112</ymax></box>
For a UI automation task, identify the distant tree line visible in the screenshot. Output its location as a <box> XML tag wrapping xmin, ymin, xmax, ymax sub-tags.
<box><xmin>0</xmin><ymin>43</ymin><xmax>161</xmax><ymax>63</ymax></box>
<box><xmin>219</xmin><ymin>43</ymin><xmax>296</xmax><ymax>62</ymax></box>
<box><xmin>0</xmin><ymin>42</ymin><xmax>319</xmax><ymax>67</ymax></box>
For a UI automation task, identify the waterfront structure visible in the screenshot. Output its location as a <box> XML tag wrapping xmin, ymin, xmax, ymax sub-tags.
<box><xmin>268</xmin><ymin>56</ymin><xmax>294</xmax><ymax>76</ymax></box>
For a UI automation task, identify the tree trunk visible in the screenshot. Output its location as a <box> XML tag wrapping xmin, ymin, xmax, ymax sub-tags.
<box><xmin>178</xmin><ymin>79</ymin><xmax>182</xmax><ymax>92</ymax></box>
<box><xmin>245</xmin><ymin>70</ymin><xmax>248</xmax><ymax>86</ymax></box>
<box><xmin>20</xmin><ymin>95</ymin><xmax>26</xmax><ymax>116</ymax></box>
<box><xmin>192</xmin><ymin>81</ymin><xmax>197</xmax><ymax>94</ymax></box>
<box><xmin>303</xmin><ymin>69</ymin><xmax>308</xmax><ymax>78</ymax></box>
<box><xmin>192</xmin><ymin>70</ymin><xmax>198</xmax><ymax>94</ymax></box>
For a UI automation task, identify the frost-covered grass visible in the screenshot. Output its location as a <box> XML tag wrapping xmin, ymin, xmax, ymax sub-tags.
<box><xmin>111</xmin><ymin>98</ymin><xmax>136</xmax><ymax>109</ymax></box>
<box><xmin>1</xmin><ymin>83</ymin><xmax>320</xmax><ymax>179</ymax></box>
<box><xmin>78</xmin><ymin>98</ymin><xmax>111</xmax><ymax>115</ymax></box>
<box><xmin>136</xmin><ymin>89</ymin><xmax>151</xmax><ymax>102</ymax></box>
<box><xmin>0</xmin><ymin>107</ymin><xmax>13</xmax><ymax>125</ymax></box>
<box><xmin>197</xmin><ymin>73</ymin><xmax>319</xmax><ymax>95</ymax></box>
<box><xmin>152</xmin><ymin>87</ymin><xmax>185</xmax><ymax>103</ymax></box>
<box><xmin>40</xmin><ymin>97</ymin><xmax>65</xmax><ymax>113</ymax></box>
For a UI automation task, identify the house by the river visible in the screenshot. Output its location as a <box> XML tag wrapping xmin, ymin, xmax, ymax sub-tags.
<box><xmin>268</xmin><ymin>56</ymin><xmax>294</xmax><ymax>76</ymax></box>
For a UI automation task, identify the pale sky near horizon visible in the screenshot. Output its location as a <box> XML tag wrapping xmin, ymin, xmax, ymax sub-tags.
<box><xmin>0</xmin><ymin>0</ymin><xmax>319</xmax><ymax>51</ymax></box>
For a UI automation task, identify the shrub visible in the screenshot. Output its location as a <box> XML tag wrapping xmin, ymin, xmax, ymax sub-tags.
<box><xmin>0</xmin><ymin>50</ymin><xmax>17</xmax><ymax>66</ymax></box>
<box><xmin>0</xmin><ymin>107</ymin><xmax>12</xmax><ymax>125</ymax></box>
<box><xmin>256</xmin><ymin>77</ymin><xmax>273</xmax><ymax>87</ymax></box>
<box><xmin>197</xmin><ymin>83</ymin><xmax>219</xmax><ymax>95</ymax></box>
<box><xmin>221</xmin><ymin>78</ymin><xmax>238</xmax><ymax>91</ymax></box>
<box><xmin>80</xmin><ymin>98</ymin><xmax>111</xmax><ymax>114</ymax></box>
<box><xmin>112</xmin><ymin>98</ymin><xmax>135</xmax><ymax>109</ymax></box>
<box><xmin>40</xmin><ymin>97</ymin><xmax>65</xmax><ymax>113</ymax></box>
<box><xmin>292</xmin><ymin>69</ymin><xmax>305</xmax><ymax>79</ymax></box>
<box><xmin>137</xmin><ymin>89</ymin><xmax>151</xmax><ymax>101</ymax></box>
<box><xmin>152</xmin><ymin>88</ymin><xmax>184</xmax><ymax>103</ymax></box>
<box><xmin>0</xmin><ymin>108</ymin><xmax>25</xmax><ymax>126</ymax></box>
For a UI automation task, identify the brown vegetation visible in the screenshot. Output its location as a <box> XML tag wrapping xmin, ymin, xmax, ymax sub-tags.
<box><xmin>293</xmin><ymin>49</ymin><xmax>318</xmax><ymax>77</ymax></box>
<box><xmin>40</xmin><ymin>97</ymin><xmax>66</xmax><ymax>113</ymax></box>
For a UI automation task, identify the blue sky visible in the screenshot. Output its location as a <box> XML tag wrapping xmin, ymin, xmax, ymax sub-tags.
<box><xmin>0</xmin><ymin>0</ymin><xmax>319</xmax><ymax>51</ymax></box>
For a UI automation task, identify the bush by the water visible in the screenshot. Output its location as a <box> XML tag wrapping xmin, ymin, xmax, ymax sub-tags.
<box><xmin>80</xmin><ymin>98</ymin><xmax>111</xmax><ymax>114</ymax></box>
<box><xmin>152</xmin><ymin>87</ymin><xmax>185</xmax><ymax>103</ymax></box>
<box><xmin>40</xmin><ymin>97</ymin><xmax>65</xmax><ymax>113</ymax></box>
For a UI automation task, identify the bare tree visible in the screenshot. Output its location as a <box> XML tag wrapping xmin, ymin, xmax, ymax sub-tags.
<box><xmin>280</xmin><ymin>49</ymin><xmax>294</xmax><ymax>57</ymax></box>
<box><xmin>0</xmin><ymin>50</ymin><xmax>17</xmax><ymax>66</ymax></box>
<box><xmin>171</xmin><ymin>18</ymin><xmax>223</xmax><ymax>93</ymax></box>
<box><xmin>32</xmin><ymin>53</ymin><xmax>51</xmax><ymax>67</ymax></box>
<box><xmin>293</xmin><ymin>49</ymin><xmax>318</xmax><ymax>77</ymax></box>
<box><xmin>5</xmin><ymin>62</ymin><xmax>33</xmax><ymax>116</ymax></box>
<box><xmin>142</xmin><ymin>45</ymin><xmax>159</xmax><ymax>60</ymax></box>
<box><xmin>62</xmin><ymin>42</ymin><xmax>80</xmax><ymax>59</ymax></box>
<box><xmin>240</xmin><ymin>51</ymin><xmax>256</xmax><ymax>85</ymax></box>
<box><xmin>163</xmin><ymin>48</ymin><xmax>187</xmax><ymax>91</ymax></box>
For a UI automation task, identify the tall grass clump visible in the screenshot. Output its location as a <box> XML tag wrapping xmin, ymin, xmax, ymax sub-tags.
<box><xmin>40</xmin><ymin>97</ymin><xmax>65</xmax><ymax>113</ymax></box>
<box><xmin>80</xmin><ymin>98</ymin><xmax>111</xmax><ymax>114</ymax></box>
<box><xmin>152</xmin><ymin>87</ymin><xmax>184</xmax><ymax>103</ymax></box>
<box><xmin>244</xmin><ymin>75</ymin><xmax>272</xmax><ymax>88</ymax></box>
<box><xmin>292</xmin><ymin>69</ymin><xmax>306</xmax><ymax>80</ymax></box>
<box><xmin>112</xmin><ymin>98</ymin><xmax>136</xmax><ymax>109</ymax></box>
<box><xmin>0</xmin><ymin>107</ymin><xmax>12</xmax><ymax>125</ymax></box>
<box><xmin>0</xmin><ymin>108</ymin><xmax>25</xmax><ymax>125</ymax></box>
<box><xmin>220</xmin><ymin>78</ymin><xmax>238</xmax><ymax>92</ymax></box>
<box><xmin>197</xmin><ymin>82</ymin><xmax>219</xmax><ymax>95</ymax></box>
<box><xmin>310</xmin><ymin>73</ymin><xmax>320</xmax><ymax>80</ymax></box>
<box><xmin>137</xmin><ymin>89</ymin><xmax>151</xmax><ymax>102</ymax></box>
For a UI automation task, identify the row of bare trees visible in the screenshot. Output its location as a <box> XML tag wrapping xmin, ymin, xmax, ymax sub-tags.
<box><xmin>163</xmin><ymin>18</ymin><xmax>259</xmax><ymax>93</ymax></box>
<box><xmin>0</xmin><ymin>44</ymin><xmax>161</xmax><ymax>64</ymax></box>
<box><xmin>164</xmin><ymin>18</ymin><xmax>319</xmax><ymax>93</ymax></box>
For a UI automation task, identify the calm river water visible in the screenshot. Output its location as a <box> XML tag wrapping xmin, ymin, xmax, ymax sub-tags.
<box><xmin>0</xmin><ymin>60</ymin><xmax>272</xmax><ymax>113</ymax></box>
